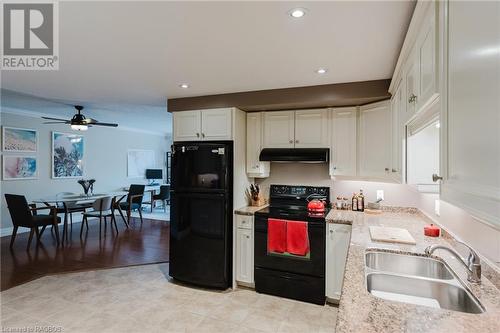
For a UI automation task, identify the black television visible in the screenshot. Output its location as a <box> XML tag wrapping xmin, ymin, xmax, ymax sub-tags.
<box><xmin>145</xmin><ymin>169</ymin><xmax>162</xmax><ymax>180</ymax></box>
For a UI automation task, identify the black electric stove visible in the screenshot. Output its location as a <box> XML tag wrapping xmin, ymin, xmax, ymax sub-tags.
<box><xmin>254</xmin><ymin>185</ymin><xmax>330</xmax><ymax>305</ymax></box>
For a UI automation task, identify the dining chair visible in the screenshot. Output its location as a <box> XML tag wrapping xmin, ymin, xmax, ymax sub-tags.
<box><xmin>119</xmin><ymin>184</ymin><xmax>145</xmax><ymax>224</ymax></box>
<box><xmin>5</xmin><ymin>194</ymin><xmax>61</xmax><ymax>250</ymax></box>
<box><xmin>152</xmin><ymin>185</ymin><xmax>170</xmax><ymax>212</ymax></box>
<box><xmin>81</xmin><ymin>196</ymin><xmax>117</xmax><ymax>237</ymax></box>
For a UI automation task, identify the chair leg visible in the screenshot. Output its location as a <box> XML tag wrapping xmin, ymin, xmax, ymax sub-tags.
<box><xmin>34</xmin><ymin>227</ymin><xmax>40</xmax><ymax>245</ymax></box>
<box><xmin>53</xmin><ymin>223</ymin><xmax>60</xmax><ymax>246</ymax></box>
<box><xmin>164</xmin><ymin>200</ymin><xmax>167</xmax><ymax>213</ymax></box>
<box><xmin>10</xmin><ymin>226</ymin><xmax>18</xmax><ymax>249</ymax></box>
<box><xmin>138</xmin><ymin>207</ymin><xmax>143</xmax><ymax>224</ymax></box>
<box><xmin>27</xmin><ymin>228</ymin><xmax>35</xmax><ymax>250</ymax></box>
<box><xmin>104</xmin><ymin>216</ymin><xmax>107</xmax><ymax>234</ymax></box>
<box><xmin>39</xmin><ymin>225</ymin><xmax>47</xmax><ymax>239</ymax></box>
<box><xmin>80</xmin><ymin>216</ymin><xmax>86</xmax><ymax>238</ymax></box>
<box><xmin>112</xmin><ymin>215</ymin><xmax>119</xmax><ymax>233</ymax></box>
<box><xmin>99</xmin><ymin>217</ymin><xmax>102</xmax><ymax>238</ymax></box>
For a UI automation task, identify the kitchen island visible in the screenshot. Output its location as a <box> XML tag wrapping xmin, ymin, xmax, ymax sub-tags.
<box><xmin>327</xmin><ymin>208</ymin><xmax>500</xmax><ymax>333</ymax></box>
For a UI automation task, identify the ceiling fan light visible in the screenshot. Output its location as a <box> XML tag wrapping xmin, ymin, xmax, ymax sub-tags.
<box><xmin>71</xmin><ymin>124</ymin><xmax>88</xmax><ymax>131</ymax></box>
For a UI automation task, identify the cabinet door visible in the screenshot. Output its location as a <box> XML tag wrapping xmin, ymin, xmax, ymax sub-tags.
<box><xmin>390</xmin><ymin>84</ymin><xmax>403</xmax><ymax>182</ymax></box>
<box><xmin>326</xmin><ymin>224</ymin><xmax>352</xmax><ymax>302</ymax></box>
<box><xmin>246</xmin><ymin>113</ymin><xmax>270</xmax><ymax>177</ymax></box>
<box><xmin>262</xmin><ymin>111</ymin><xmax>295</xmax><ymax>148</ymax></box>
<box><xmin>443</xmin><ymin>1</ymin><xmax>500</xmax><ymax>226</ymax></box>
<box><xmin>236</xmin><ymin>228</ymin><xmax>254</xmax><ymax>284</ymax></box>
<box><xmin>405</xmin><ymin>51</ymin><xmax>419</xmax><ymax>121</ymax></box>
<box><xmin>201</xmin><ymin>108</ymin><xmax>233</xmax><ymax>140</ymax></box>
<box><xmin>417</xmin><ymin>6</ymin><xmax>437</xmax><ymax>109</ymax></box>
<box><xmin>173</xmin><ymin>111</ymin><xmax>201</xmax><ymax>141</ymax></box>
<box><xmin>331</xmin><ymin>108</ymin><xmax>357</xmax><ymax>176</ymax></box>
<box><xmin>358</xmin><ymin>101</ymin><xmax>392</xmax><ymax>179</ymax></box>
<box><xmin>294</xmin><ymin>109</ymin><xmax>329</xmax><ymax>148</ymax></box>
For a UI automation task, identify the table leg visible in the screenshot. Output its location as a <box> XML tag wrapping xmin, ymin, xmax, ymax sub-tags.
<box><xmin>62</xmin><ymin>203</ymin><xmax>69</xmax><ymax>245</ymax></box>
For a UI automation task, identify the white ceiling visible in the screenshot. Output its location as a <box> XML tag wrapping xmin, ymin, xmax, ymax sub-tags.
<box><xmin>1</xmin><ymin>1</ymin><xmax>414</xmax><ymax>112</ymax></box>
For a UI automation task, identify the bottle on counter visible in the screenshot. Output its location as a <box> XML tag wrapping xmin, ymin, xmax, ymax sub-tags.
<box><xmin>352</xmin><ymin>193</ymin><xmax>358</xmax><ymax>211</ymax></box>
<box><xmin>336</xmin><ymin>197</ymin><xmax>343</xmax><ymax>210</ymax></box>
<box><xmin>342</xmin><ymin>197</ymin><xmax>349</xmax><ymax>210</ymax></box>
<box><xmin>358</xmin><ymin>189</ymin><xmax>365</xmax><ymax>212</ymax></box>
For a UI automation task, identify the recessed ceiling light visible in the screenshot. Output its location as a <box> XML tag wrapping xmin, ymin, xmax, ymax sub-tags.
<box><xmin>316</xmin><ymin>68</ymin><xmax>328</xmax><ymax>74</ymax></box>
<box><xmin>179</xmin><ymin>83</ymin><xmax>189</xmax><ymax>89</ymax></box>
<box><xmin>289</xmin><ymin>8</ymin><xmax>306</xmax><ymax>18</ymax></box>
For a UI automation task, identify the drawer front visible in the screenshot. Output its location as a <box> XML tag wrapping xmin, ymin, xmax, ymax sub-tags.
<box><xmin>236</xmin><ymin>214</ymin><xmax>253</xmax><ymax>229</ymax></box>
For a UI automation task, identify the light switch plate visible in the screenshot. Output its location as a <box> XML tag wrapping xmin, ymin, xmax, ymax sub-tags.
<box><xmin>376</xmin><ymin>190</ymin><xmax>384</xmax><ymax>202</ymax></box>
<box><xmin>435</xmin><ymin>199</ymin><xmax>440</xmax><ymax>216</ymax></box>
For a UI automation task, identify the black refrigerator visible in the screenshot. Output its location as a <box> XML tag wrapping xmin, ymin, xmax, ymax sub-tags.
<box><xmin>169</xmin><ymin>141</ymin><xmax>233</xmax><ymax>289</ymax></box>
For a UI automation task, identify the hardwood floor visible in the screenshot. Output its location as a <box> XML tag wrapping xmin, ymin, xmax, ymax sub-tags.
<box><xmin>0</xmin><ymin>217</ymin><xmax>170</xmax><ymax>291</ymax></box>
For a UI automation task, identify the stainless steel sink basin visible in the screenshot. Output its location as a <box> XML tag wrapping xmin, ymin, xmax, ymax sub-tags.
<box><xmin>366</xmin><ymin>273</ymin><xmax>484</xmax><ymax>314</ymax></box>
<box><xmin>366</xmin><ymin>252</ymin><xmax>454</xmax><ymax>280</ymax></box>
<box><xmin>365</xmin><ymin>250</ymin><xmax>485</xmax><ymax>314</ymax></box>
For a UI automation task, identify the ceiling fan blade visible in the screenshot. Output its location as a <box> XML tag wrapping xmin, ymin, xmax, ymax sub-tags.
<box><xmin>91</xmin><ymin>122</ymin><xmax>119</xmax><ymax>127</ymax></box>
<box><xmin>42</xmin><ymin>116</ymin><xmax>69</xmax><ymax>121</ymax></box>
<box><xmin>43</xmin><ymin>121</ymin><xmax>70</xmax><ymax>124</ymax></box>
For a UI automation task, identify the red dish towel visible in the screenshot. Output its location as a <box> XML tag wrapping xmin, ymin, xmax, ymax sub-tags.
<box><xmin>268</xmin><ymin>218</ymin><xmax>287</xmax><ymax>253</ymax></box>
<box><xmin>286</xmin><ymin>220</ymin><xmax>309</xmax><ymax>256</ymax></box>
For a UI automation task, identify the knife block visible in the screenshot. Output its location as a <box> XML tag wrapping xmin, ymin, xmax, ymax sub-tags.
<box><xmin>251</xmin><ymin>195</ymin><xmax>266</xmax><ymax>207</ymax></box>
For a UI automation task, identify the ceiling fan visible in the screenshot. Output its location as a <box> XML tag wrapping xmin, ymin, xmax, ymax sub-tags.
<box><xmin>42</xmin><ymin>105</ymin><xmax>118</xmax><ymax>131</ymax></box>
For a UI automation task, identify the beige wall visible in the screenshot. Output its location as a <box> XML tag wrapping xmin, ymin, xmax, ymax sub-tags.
<box><xmin>1</xmin><ymin>112</ymin><xmax>170</xmax><ymax>233</ymax></box>
<box><xmin>255</xmin><ymin>163</ymin><xmax>500</xmax><ymax>264</ymax></box>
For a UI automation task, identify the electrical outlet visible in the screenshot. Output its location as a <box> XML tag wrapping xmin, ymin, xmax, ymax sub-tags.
<box><xmin>376</xmin><ymin>190</ymin><xmax>384</xmax><ymax>202</ymax></box>
<box><xmin>435</xmin><ymin>199</ymin><xmax>440</xmax><ymax>216</ymax></box>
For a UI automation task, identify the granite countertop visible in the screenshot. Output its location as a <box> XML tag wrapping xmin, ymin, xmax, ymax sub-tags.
<box><xmin>326</xmin><ymin>208</ymin><xmax>500</xmax><ymax>333</ymax></box>
<box><xmin>234</xmin><ymin>205</ymin><xmax>268</xmax><ymax>216</ymax></box>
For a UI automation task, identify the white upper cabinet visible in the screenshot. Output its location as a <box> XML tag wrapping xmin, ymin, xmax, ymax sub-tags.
<box><xmin>173</xmin><ymin>108</ymin><xmax>233</xmax><ymax>141</ymax></box>
<box><xmin>263</xmin><ymin>109</ymin><xmax>329</xmax><ymax>148</ymax></box>
<box><xmin>390</xmin><ymin>82</ymin><xmax>404</xmax><ymax>183</ymax></box>
<box><xmin>173</xmin><ymin>110</ymin><xmax>202</xmax><ymax>141</ymax></box>
<box><xmin>442</xmin><ymin>0</ymin><xmax>500</xmax><ymax>226</ymax></box>
<box><xmin>330</xmin><ymin>108</ymin><xmax>357</xmax><ymax>177</ymax></box>
<box><xmin>246</xmin><ymin>112</ymin><xmax>270</xmax><ymax>178</ymax></box>
<box><xmin>201</xmin><ymin>108</ymin><xmax>233</xmax><ymax>140</ymax></box>
<box><xmin>417</xmin><ymin>6</ymin><xmax>437</xmax><ymax>108</ymax></box>
<box><xmin>263</xmin><ymin>111</ymin><xmax>295</xmax><ymax>148</ymax></box>
<box><xmin>294</xmin><ymin>109</ymin><xmax>329</xmax><ymax>148</ymax></box>
<box><xmin>358</xmin><ymin>101</ymin><xmax>392</xmax><ymax>180</ymax></box>
<box><xmin>405</xmin><ymin>50</ymin><xmax>419</xmax><ymax>121</ymax></box>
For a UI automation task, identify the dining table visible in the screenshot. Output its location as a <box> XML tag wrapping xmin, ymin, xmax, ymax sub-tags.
<box><xmin>32</xmin><ymin>191</ymin><xmax>129</xmax><ymax>245</ymax></box>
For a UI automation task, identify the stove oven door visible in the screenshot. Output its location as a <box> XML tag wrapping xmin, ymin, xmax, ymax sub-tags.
<box><xmin>254</xmin><ymin>214</ymin><xmax>325</xmax><ymax>277</ymax></box>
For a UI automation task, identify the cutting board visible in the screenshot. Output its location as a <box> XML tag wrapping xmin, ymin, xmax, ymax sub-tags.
<box><xmin>369</xmin><ymin>226</ymin><xmax>416</xmax><ymax>245</ymax></box>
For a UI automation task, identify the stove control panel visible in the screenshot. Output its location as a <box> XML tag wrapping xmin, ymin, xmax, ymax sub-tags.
<box><xmin>270</xmin><ymin>185</ymin><xmax>330</xmax><ymax>199</ymax></box>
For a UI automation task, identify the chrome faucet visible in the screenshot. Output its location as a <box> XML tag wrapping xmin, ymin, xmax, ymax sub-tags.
<box><xmin>425</xmin><ymin>241</ymin><xmax>481</xmax><ymax>283</ymax></box>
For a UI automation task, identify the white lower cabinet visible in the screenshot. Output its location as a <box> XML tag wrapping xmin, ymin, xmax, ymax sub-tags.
<box><xmin>326</xmin><ymin>223</ymin><xmax>352</xmax><ymax>303</ymax></box>
<box><xmin>235</xmin><ymin>214</ymin><xmax>254</xmax><ymax>286</ymax></box>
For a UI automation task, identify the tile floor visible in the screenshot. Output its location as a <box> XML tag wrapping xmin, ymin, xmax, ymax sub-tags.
<box><xmin>0</xmin><ymin>264</ymin><xmax>337</xmax><ymax>333</ymax></box>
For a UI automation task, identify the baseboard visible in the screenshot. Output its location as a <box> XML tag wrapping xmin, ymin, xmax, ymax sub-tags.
<box><xmin>0</xmin><ymin>214</ymin><xmax>85</xmax><ymax>237</ymax></box>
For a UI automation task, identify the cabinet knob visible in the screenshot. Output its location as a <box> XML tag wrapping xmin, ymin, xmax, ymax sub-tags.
<box><xmin>408</xmin><ymin>94</ymin><xmax>417</xmax><ymax>103</ymax></box>
<box><xmin>196</xmin><ymin>133</ymin><xmax>200</xmax><ymax>137</ymax></box>
<box><xmin>392</xmin><ymin>169</ymin><xmax>397</xmax><ymax>173</ymax></box>
<box><xmin>295</xmin><ymin>140</ymin><xmax>299</xmax><ymax>143</ymax></box>
<box><xmin>329</xmin><ymin>229</ymin><xmax>334</xmax><ymax>234</ymax></box>
<box><xmin>385</xmin><ymin>168</ymin><xmax>390</xmax><ymax>172</ymax></box>
<box><xmin>289</xmin><ymin>140</ymin><xmax>293</xmax><ymax>144</ymax></box>
<box><xmin>432</xmin><ymin>174</ymin><xmax>443</xmax><ymax>182</ymax></box>
<box><xmin>245</xmin><ymin>235</ymin><xmax>250</xmax><ymax>239</ymax></box>
<box><xmin>201</xmin><ymin>133</ymin><xmax>205</xmax><ymax>138</ymax></box>
<box><xmin>254</xmin><ymin>164</ymin><xmax>259</xmax><ymax>169</ymax></box>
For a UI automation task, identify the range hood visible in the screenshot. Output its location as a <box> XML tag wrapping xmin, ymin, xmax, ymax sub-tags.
<box><xmin>259</xmin><ymin>148</ymin><xmax>329</xmax><ymax>163</ymax></box>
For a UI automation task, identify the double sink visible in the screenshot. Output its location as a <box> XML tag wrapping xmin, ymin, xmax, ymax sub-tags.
<box><xmin>365</xmin><ymin>250</ymin><xmax>485</xmax><ymax>314</ymax></box>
